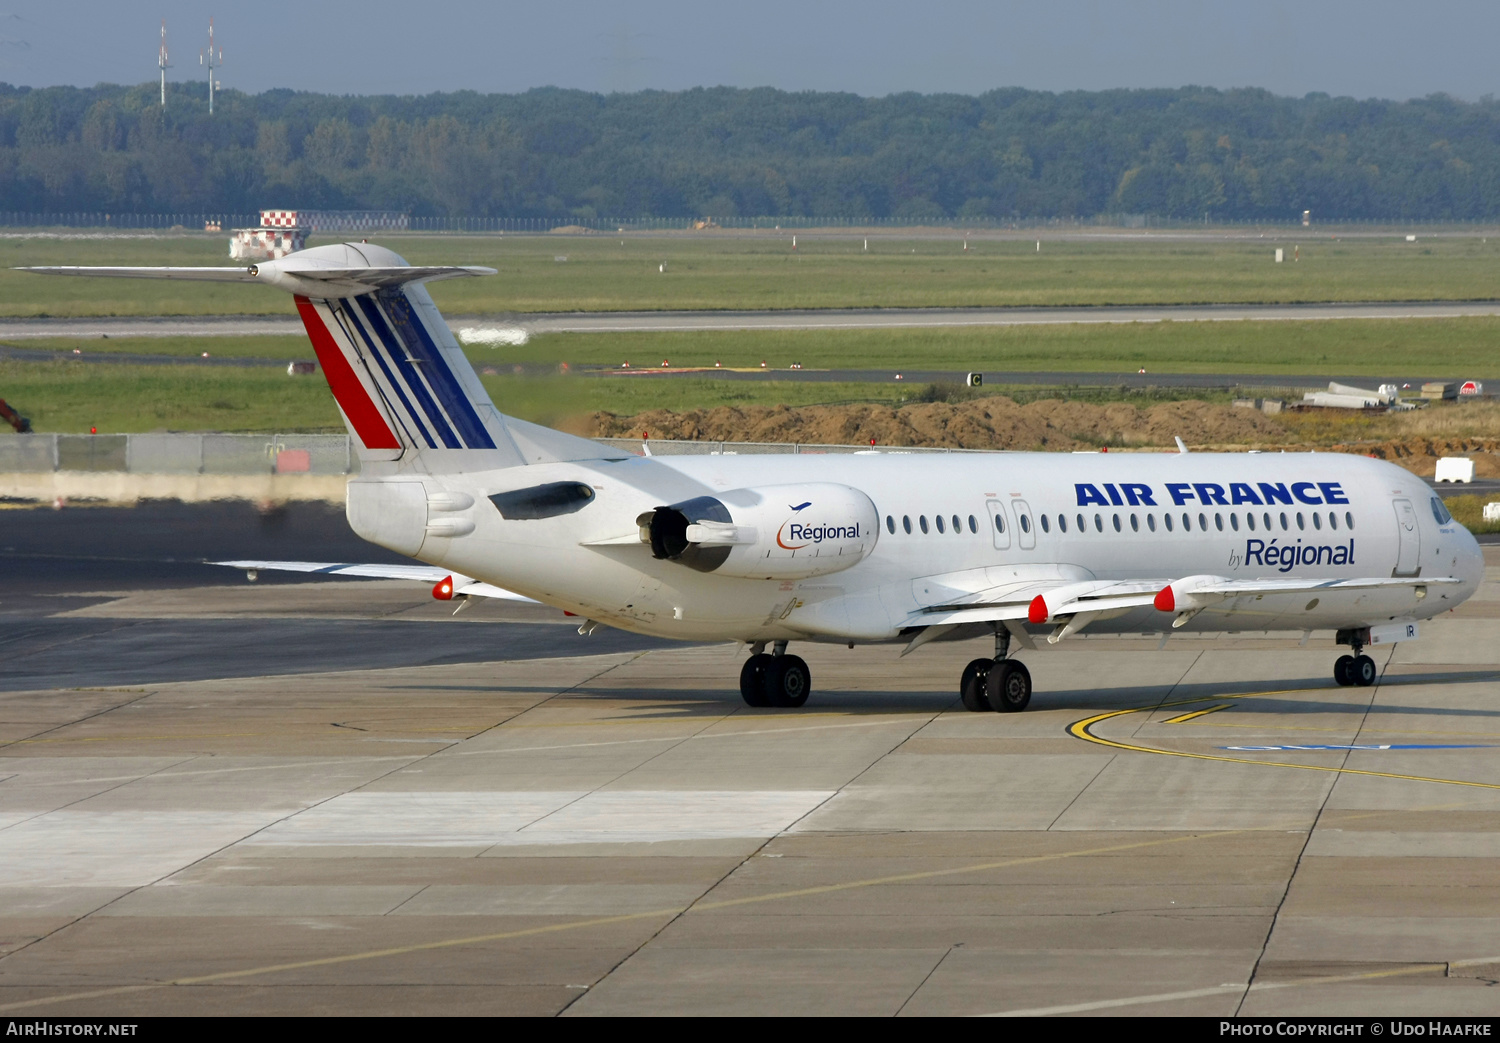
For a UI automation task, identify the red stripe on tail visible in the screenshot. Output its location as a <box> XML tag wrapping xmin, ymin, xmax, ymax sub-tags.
<box><xmin>293</xmin><ymin>295</ymin><xmax>401</xmax><ymax>450</ymax></box>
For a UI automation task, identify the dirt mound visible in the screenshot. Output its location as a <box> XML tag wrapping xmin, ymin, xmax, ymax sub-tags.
<box><xmin>590</xmin><ymin>396</ymin><xmax>1284</xmax><ymax>451</ymax></box>
<box><xmin>1337</xmin><ymin>437</ymin><xmax>1500</xmax><ymax>478</ymax></box>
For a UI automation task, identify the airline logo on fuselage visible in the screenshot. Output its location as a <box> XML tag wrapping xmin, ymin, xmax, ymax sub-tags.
<box><xmin>1074</xmin><ymin>481</ymin><xmax>1351</xmax><ymax>508</ymax></box>
<box><xmin>777</xmin><ymin>520</ymin><xmax>862</xmax><ymax>549</ymax></box>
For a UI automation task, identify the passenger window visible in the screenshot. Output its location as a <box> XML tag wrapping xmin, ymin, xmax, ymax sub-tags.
<box><xmin>1329</xmin><ymin>512</ymin><xmax>1338</xmax><ymax>531</ymax></box>
<box><xmin>1345</xmin><ymin>512</ymin><xmax>1355</xmax><ymax>530</ymax></box>
<box><xmin>1215</xmin><ymin>513</ymin><xmax>1224</xmax><ymax>531</ymax></box>
<box><xmin>1059</xmin><ymin>514</ymin><xmax>1068</xmax><ymax>533</ymax></box>
<box><xmin>935</xmin><ymin>515</ymin><xmax>945</xmax><ymax>533</ymax></box>
<box><xmin>1077</xmin><ymin>513</ymin><xmax>1086</xmax><ymax>532</ymax></box>
<box><xmin>1161</xmin><ymin>513</ymin><xmax>1170</xmax><ymax>532</ymax></box>
<box><xmin>903</xmin><ymin>515</ymin><xmax>912</xmax><ymax>534</ymax></box>
<box><xmin>886</xmin><ymin>515</ymin><xmax>895</xmax><ymax>534</ymax></box>
<box><xmin>994</xmin><ymin>513</ymin><xmax>1005</xmax><ymax>533</ymax></box>
<box><xmin>952</xmin><ymin>514</ymin><xmax>961</xmax><ymax>533</ymax></box>
<box><xmin>1112</xmin><ymin>513</ymin><xmax>1121</xmax><ymax>532</ymax></box>
<box><xmin>1130</xmin><ymin>514</ymin><xmax>1139</xmax><ymax>532</ymax></box>
<box><xmin>1040</xmin><ymin>514</ymin><xmax>1050</xmax><ymax>533</ymax></box>
<box><xmin>1245</xmin><ymin>513</ymin><xmax>1254</xmax><ymax>531</ymax></box>
<box><xmin>1296</xmin><ymin>512</ymin><xmax>1305</xmax><ymax>530</ymax></box>
<box><xmin>1312</xmin><ymin>512</ymin><xmax>1322</xmax><ymax>530</ymax></box>
<box><xmin>1194</xmin><ymin>513</ymin><xmax>1203</xmax><ymax>531</ymax></box>
<box><xmin>1020</xmin><ymin>515</ymin><xmax>1031</xmax><ymax>534</ymax></box>
<box><xmin>1279</xmin><ymin>512</ymin><xmax>1288</xmax><ymax>531</ymax></box>
<box><xmin>1264</xmin><ymin>512</ymin><xmax>1272</xmax><ymax>530</ymax></box>
<box><xmin>919</xmin><ymin>515</ymin><xmax>929</xmax><ymax>534</ymax></box>
<box><xmin>968</xmin><ymin>515</ymin><xmax>977</xmax><ymax>533</ymax></box>
<box><xmin>1095</xmin><ymin>513</ymin><xmax>1103</xmax><ymax>532</ymax></box>
<box><xmin>1148</xmin><ymin>514</ymin><xmax>1157</xmax><ymax>532</ymax></box>
<box><xmin>1231</xmin><ymin>513</ymin><xmax>1240</xmax><ymax>531</ymax></box>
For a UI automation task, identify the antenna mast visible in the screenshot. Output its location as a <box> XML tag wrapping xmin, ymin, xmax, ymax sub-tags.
<box><xmin>158</xmin><ymin>21</ymin><xmax>170</xmax><ymax>109</ymax></box>
<box><xmin>200</xmin><ymin>19</ymin><xmax>222</xmax><ymax>115</ymax></box>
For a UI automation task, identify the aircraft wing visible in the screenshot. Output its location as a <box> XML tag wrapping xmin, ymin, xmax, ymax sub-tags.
<box><xmin>912</xmin><ymin>578</ymin><xmax>1167</xmax><ymax>628</ymax></box>
<box><xmin>904</xmin><ymin>570</ymin><xmax>1464</xmax><ymax>649</ymax></box>
<box><xmin>212</xmin><ymin>560</ymin><xmax>537</xmax><ymax>603</ymax></box>
<box><xmin>1157</xmin><ymin>574</ymin><xmax>1462</xmax><ymax>613</ymax></box>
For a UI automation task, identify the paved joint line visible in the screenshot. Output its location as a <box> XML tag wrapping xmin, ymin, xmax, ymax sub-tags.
<box><xmin>1239</xmin><ymin>662</ymin><xmax>1385</xmax><ymax>1014</ymax></box>
<box><xmin>983</xmin><ymin>955</ymin><xmax>1500</xmax><ymax>1017</ymax></box>
<box><xmin>0</xmin><ymin>830</ymin><xmax>1244</xmax><ymax>1013</ymax></box>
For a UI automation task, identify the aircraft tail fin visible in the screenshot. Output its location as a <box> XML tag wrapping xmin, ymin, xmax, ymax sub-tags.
<box><xmin>21</xmin><ymin>243</ymin><xmax>621</xmax><ymax>468</ymax></box>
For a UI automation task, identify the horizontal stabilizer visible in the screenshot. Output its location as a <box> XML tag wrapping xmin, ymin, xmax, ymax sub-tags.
<box><xmin>16</xmin><ymin>261</ymin><xmax>498</xmax><ymax>297</ymax></box>
<box><xmin>212</xmin><ymin>560</ymin><xmax>536</xmax><ymax>602</ymax></box>
<box><xmin>17</xmin><ymin>266</ymin><xmax>257</xmax><ymax>282</ymax></box>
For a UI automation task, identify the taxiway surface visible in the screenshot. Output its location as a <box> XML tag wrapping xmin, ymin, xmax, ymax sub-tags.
<box><xmin>1</xmin><ymin>504</ymin><xmax>1498</xmax><ymax>1016</ymax></box>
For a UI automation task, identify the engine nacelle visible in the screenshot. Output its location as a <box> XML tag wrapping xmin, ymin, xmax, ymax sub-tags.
<box><xmin>644</xmin><ymin>483</ymin><xmax>879</xmax><ymax>580</ymax></box>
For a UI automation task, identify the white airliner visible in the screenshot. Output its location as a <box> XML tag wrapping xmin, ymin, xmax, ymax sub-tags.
<box><xmin>25</xmin><ymin>244</ymin><xmax>1485</xmax><ymax>710</ymax></box>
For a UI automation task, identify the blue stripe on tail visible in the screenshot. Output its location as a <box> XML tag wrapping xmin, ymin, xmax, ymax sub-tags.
<box><xmin>374</xmin><ymin>290</ymin><xmax>497</xmax><ymax>450</ymax></box>
<box><xmin>354</xmin><ymin>295</ymin><xmax>466</xmax><ymax>449</ymax></box>
<box><xmin>336</xmin><ymin>299</ymin><xmax>440</xmax><ymax>449</ymax></box>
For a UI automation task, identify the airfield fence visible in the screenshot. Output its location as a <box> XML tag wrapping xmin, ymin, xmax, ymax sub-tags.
<box><xmin>0</xmin><ymin>433</ymin><xmax>983</xmax><ymax>476</ymax></box>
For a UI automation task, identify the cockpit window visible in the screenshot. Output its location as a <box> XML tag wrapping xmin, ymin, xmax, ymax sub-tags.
<box><xmin>1431</xmin><ymin>496</ymin><xmax>1453</xmax><ymax>525</ymax></box>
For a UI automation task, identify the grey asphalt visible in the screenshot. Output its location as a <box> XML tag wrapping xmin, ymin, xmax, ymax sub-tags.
<box><xmin>0</xmin><ymin>501</ymin><xmax>679</xmax><ymax>690</ymax></box>
<box><xmin>4</xmin><ymin>298</ymin><xmax>1500</xmax><ymax>340</ymax></box>
<box><xmin>0</xmin><ymin>501</ymin><xmax>1498</xmax><ymax>1015</ymax></box>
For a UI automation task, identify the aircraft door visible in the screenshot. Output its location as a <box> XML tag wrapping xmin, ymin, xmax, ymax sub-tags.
<box><xmin>986</xmin><ymin>499</ymin><xmax>1011</xmax><ymax>550</ymax></box>
<box><xmin>1392</xmin><ymin>498</ymin><xmax>1421</xmax><ymax>576</ymax></box>
<box><xmin>1012</xmin><ymin>499</ymin><xmax>1036</xmax><ymax>550</ymax></box>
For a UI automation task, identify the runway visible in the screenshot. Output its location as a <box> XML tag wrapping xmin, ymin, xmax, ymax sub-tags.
<box><xmin>4</xmin><ymin>298</ymin><xmax>1500</xmax><ymax>341</ymax></box>
<box><xmin>1</xmin><ymin>503</ymin><xmax>1499</xmax><ymax>1016</ymax></box>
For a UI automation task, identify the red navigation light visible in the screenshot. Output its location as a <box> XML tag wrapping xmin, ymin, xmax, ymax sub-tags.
<box><xmin>432</xmin><ymin>576</ymin><xmax>455</xmax><ymax>601</ymax></box>
<box><xmin>1027</xmin><ymin>595</ymin><xmax>1048</xmax><ymax>624</ymax></box>
<box><xmin>1153</xmin><ymin>585</ymin><xmax>1175</xmax><ymax>613</ymax></box>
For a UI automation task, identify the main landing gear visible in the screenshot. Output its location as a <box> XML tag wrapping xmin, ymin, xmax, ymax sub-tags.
<box><xmin>959</xmin><ymin>626</ymin><xmax>1032</xmax><ymax>713</ymax></box>
<box><xmin>1333</xmin><ymin>628</ymin><xmax>1378</xmax><ymax>687</ymax></box>
<box><xmin>740</xmin><ymin>640</ymin><xmax>810</xmax><ymax>708</ymax></box>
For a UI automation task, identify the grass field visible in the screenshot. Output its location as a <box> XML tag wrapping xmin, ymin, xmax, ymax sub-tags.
<box><xmin>5</xmin><ymin>315</ymin><xmax>1496</xmax><ymax>434</ymax></box>
<box><xmin>491</xmin><ymin>317</ymin><xmax>1500</xmax><ymax>377</ymax></box>
<box><xmin>4</xmin><ymin>231</ymin><xmax>1500</xmax><ymax>317</ymax></box>
<box><xmin>0</xmin><ymin>361</ymin><xmax>952</xmax><ymax>433</ymax></box>
<box><xmin>19</xmin><ymin>316</ymin><xmax>1499</xmax><ymax>377</ymax></box>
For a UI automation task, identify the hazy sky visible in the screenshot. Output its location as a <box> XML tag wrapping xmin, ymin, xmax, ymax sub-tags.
<box><xmin>2</xmin><ymin>1</ymin><xmax>1497</xmax><ymax>102</ymax></box>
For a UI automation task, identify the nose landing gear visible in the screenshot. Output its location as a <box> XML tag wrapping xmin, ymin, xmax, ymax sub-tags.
<box><xmin>1333</xmin><ymin>628</ymin><xmax>1378</xmax><ymax>687</ymax></box>
<box><xmin>959</xmin><ymin>626</ymin><xmax>1032</xmax><ymax>713</ymax></box>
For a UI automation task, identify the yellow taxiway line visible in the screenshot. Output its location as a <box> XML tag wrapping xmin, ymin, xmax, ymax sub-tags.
<box><xmin>1068</xmin><ymin>689</ymin><xmax>1500</xmax><ymax>791</ymax></box>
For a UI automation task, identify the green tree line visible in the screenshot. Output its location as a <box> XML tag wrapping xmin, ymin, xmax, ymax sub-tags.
<box><xmin>2</xmin><ymin>81</ymin><xmax>1498</xmax><ymax>220</ymax></box>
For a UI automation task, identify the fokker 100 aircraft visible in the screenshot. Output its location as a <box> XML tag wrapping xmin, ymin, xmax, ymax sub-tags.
<box><xmin>25</xmin><ymin>244</ymin><xmax>1485</xmax><ymax>711</ymax></box>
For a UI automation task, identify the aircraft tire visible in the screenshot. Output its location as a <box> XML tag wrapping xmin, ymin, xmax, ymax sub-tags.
<box><xmin>1351</xmin><ymin>654</ymin><xmax>1378</xmax><ymax>687</ymax></box>
<box><xmin>960</xmin><ymin>659</ymin><xmax>992</xmax><ymax>711</ymax></box>
<box><xmin>740</xmin><ymin>654</ymin><xmax>774</xmax><ymax>707</ymax></box>
<box><xmin>986</xmin><ymin>659</ymin><xmax>1032</xmax><ymax>713</ymax></box>
<box><xmin>764</xmin><ymin>654</ymin><xmax>811</xmax><ymax>708</ymax></box>
<box><xmin>1333</xmin><ymin>655</ymin><xmax>1354</xmax><ymax>687</ymax></box>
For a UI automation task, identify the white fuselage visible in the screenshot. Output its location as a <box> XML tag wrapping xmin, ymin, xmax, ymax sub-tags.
<box><xmin>362</xmin><ymin>449</ymin><xmax>1484</xmax><ymax>646</ymax></box>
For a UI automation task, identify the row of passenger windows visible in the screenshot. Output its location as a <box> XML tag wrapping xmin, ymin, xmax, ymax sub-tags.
<box><xmin>1033</xmin><ymin>509</ymin><xmax>1357</xmax><ymax>535</ymax></box>
<box><xmin>886</xmin><ymin>513</ymin><xmax>980</xmax><ymax>535</ymax></box>
<box><xmin>884</xmin><ymin>510</ymin><xmax>1356</xmax><ymax>536</ymax></box>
